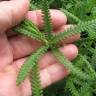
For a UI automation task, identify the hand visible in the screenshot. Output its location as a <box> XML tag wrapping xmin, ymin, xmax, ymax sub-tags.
<box><xmin>0</xmin><ymin>0</ymin><xmax>79</xmax><ymax>96</ymax></box>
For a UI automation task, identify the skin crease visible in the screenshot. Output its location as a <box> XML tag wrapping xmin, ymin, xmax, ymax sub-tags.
<box><xmin>0</xmin><ymin>0</ymin><xmax>79</xmax><ymax>96</ymax></box>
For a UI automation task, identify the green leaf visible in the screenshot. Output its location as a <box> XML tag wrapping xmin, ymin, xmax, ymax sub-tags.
<box><xmin>66</xmin><ymin>79</ymin><xmax>80</xmax><ymax>96</ymax></box>
<box><xmin>31</xmin><ymin>63</ymin><xmax>43</xmax><ymax>96</ymax></box>
<box><xmin>60</xmin><ymin>8</ymin><xmax>81</xmax><ymax>23</ymax></box>
<box><xmin>13</xmin><ymin>20</ymin><xmax>47</xmax><ymax>43</ymax></box>
<box><xmin>52</xmin><ymin>48</ymin><xmax>92</xmax><ymax>81</ymax></box>
<box><xmin>16</xmin><ymin>45</ymin><xmax>49</xmax><ymax>86</ymax></box>
<box><xmin>42</xmin><ymin>0</ymin><xmax>53</xmax><ymax>39</ymax></box>
<box><xmin>52</xmin><ymin>19</ymin><xmax>96</xmax><ymax>44</ymax></box>
<box><xmin>80</xmin><ymin>83</ymin><xmax>92</xmax><ymax>96</ymax></box>
<box><xmin>79</xmin><ymin>54</ymin><xmax>96</xmax><ymax>78</ymax></box>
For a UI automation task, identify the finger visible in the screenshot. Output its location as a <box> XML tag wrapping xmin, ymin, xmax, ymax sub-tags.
<box><xmin>0</xmin><ymin>33</ymin><xmax>13</xmax><ymax>70</ymax></box>
<box><xmin>7</xmin><ymin>9</ymin><xmax>67</xmax><ymax>37</ymax></box>
<box><xmin>9</xmin><ymin>35</ymin><xmax>41</xmax><ymax>59</ymax></box>
<box><xmin>54</xmin><ymin>25</ymin><xmax>80</xmax><ymax>43</ymax></box>
<box><xmin>0</xmin><ymin>0</ymin><xmax>29</xmax><ymax>33</ymax></box>
<box><xmin>40</xmin><ymin>63</ymin><xmax>69</xmax><ymax>88</ymax></box>
<box><xmin>26</xmin><ymin>10</ymin><xmax>67</xmax><ymax>30</ymax></box>
<box><xmin>13</xmin><ymin>44</ymin><xmax>78</xmax><ymax>70</ymax></box>
<box><xmin>39</xmin><ymin>44</ymin><xmax>78</xmax><ymax>69</ymax></box>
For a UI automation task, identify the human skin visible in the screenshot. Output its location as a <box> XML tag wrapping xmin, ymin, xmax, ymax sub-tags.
<box><xmin>0</xmin><ymin>0</ymin><xmax>80</xmax><ymax>96</ymax></box>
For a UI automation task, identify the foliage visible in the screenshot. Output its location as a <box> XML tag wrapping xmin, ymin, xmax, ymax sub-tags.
<box><xmin>13</xmin><ymin>0</ymin><xmax>96</xmax><ymax>96</ymax></box>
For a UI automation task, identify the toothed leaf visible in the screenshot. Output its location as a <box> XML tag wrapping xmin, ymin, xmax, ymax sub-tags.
<box><xmin>52</xmin><ymin>19</ymin><xmax>96</xmax><ymax>44</ymax></box>
<box><xmin>13</xmin><ymin>20</ymin><xmax>47</xmax><ymax>43</ymax></box>
<box><xmin>42</xmin><ymin>0</ymin><xmax>53</xmax><ymax>39</ymax></box>
<box><xmin>16</xmin><ymin>45</ymin><xmax>49</xmax><ymax>86</ymax></box>
<box><xmin>52</xmin><ymin>48</ymin><xmax>92</xmax><ymax>81</ymax></box>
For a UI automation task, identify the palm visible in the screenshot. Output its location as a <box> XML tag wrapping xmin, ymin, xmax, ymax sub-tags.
<box><xmin>0</xmin><ymin>33</ymin><xmax>32</xmax><ymax>96</ymax></box>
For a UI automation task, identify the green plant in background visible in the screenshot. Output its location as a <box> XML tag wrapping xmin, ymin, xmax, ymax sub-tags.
<box><xmin>13</xmin><ymin>0</ymin><xmax>96</xmax><ymax>96</ymax></box>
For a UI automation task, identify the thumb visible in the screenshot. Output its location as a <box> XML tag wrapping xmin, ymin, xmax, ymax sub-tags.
<box><xmin>0</xmin><ymin>0</ymin><xmax>29</xmax><ymax>33</ymax></box>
